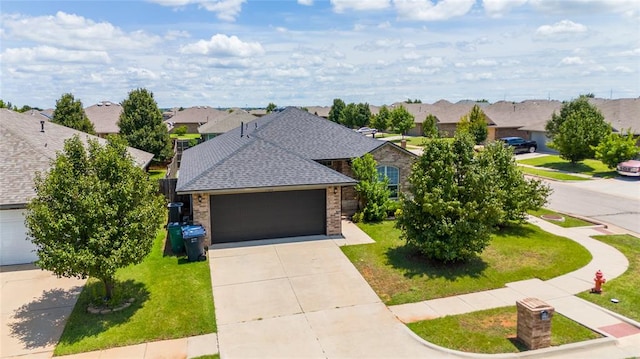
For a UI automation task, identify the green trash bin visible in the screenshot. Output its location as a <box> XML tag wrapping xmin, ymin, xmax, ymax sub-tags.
<box><xmin>167</xmin><ymin>222</ymin><xmax>184</xmax><ymax>254</ymax></box>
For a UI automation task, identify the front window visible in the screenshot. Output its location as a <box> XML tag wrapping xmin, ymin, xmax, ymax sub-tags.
<box><xmin>377</xmin><ymin>165</ymin><xmax>399</xmax><ymax>199</ymax></box>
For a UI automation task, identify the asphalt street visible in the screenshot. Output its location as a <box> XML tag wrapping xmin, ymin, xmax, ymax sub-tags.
<box><xmin>543</xmin><ymin>177</ymin><xmax>640</xmax><ymax>234</ymax></box>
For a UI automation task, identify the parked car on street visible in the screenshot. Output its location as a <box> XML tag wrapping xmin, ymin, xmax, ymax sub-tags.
<box><xmin>616</xmin><ymin>157</ymin><xmax>640</xmax><ymax>177</ymax></box>
<box><xmin>356</xmin><ymin>127</ymin><xmax>377</xmax><ymax>135</ymax></box>
<box><xmin>499</xmin><ymin>137</ymin><xmax>537</xmax><ymax>154</ymax></box>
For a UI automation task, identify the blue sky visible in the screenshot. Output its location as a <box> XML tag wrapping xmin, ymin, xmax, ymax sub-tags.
<box><xmin>1</xmin><ymin>0</ymin><xmax>638</xmax><ymax>109</ymax></box>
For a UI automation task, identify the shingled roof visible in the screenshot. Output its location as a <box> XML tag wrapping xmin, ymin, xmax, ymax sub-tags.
<box><xmin>84</xmin><ymin>101</ymin><xmax>122</xmax><ymax>135</ymax></box>
<box><xmin>198</xmin><ymin>109</ymin><xmax>257</xmax><ymax>135</ymax></box>
<box><xmin>177</xmin><ymin>107</ymin><xmax>392</xmax><ymax>193</ymax></box>
<box><xmin>0</xmin><ymin>109</ymin><xmax>154</xmax><ymax>207</ymax></box>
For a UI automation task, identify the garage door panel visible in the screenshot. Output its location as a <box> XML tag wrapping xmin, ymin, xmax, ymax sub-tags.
<box><xmin>1</xmin><ymin>209</ymin><xmax>38</xmax><ymax>266</ymax></box>
<box><xmin>211</xmin><ymin>190</ymin><xmax>326</xmax><ymax>243</ymax></box>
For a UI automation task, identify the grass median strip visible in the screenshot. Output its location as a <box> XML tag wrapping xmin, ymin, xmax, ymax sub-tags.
<box><xmin>577</xmin><ymin>234</ymin><xmax>640</xmax><ymax>322</ymax></box>
<box><xmin>342</xmin><ymin>221</ymin><xmax>591</xmax><ymax>305</ymax></box>
<box><xmin>407</xmin><ymin>306</ymin><xmax>602</xmax><ymax>354</ymax></box>
<box><xmin>519</xmin><ymin>165</ymin><xmax>591</xmax><ymax>181</ymax></box>
<box><xmin>517</xmin><ymin>155</ymin><xmax>617</xmax><ymax>178</ymax></box>
<box><xmin>528</xmin><ymin>208</ymin><xmax>595</xmax><ymax>228</ymax></box>
<box><xmin>54</xmin><ymin>228</ymin><xmax>216</xmax><ymax>356</ymax></box>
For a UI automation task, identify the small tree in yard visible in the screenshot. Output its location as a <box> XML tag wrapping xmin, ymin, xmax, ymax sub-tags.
<box><xmin>266</xmin><ymin>102</ymin><xmax>277</xmax><ymax>113</ymax></box>
<box><xmin>52</xmin><ymin>93</ymin><xmax>96</xmax><ymax>135</ymax></box>
<box><xmin>351</xmin><ymin>154</ymin><xmax>390</xmax><ymax>222</ymax></box>
<box><xmin>371</xmin><ymin>105</ymin><xmax>391</xmax><ymax>132</ymax></box>
<box><xmin>593</xmin><ymin>130</ymin><xmax>639</xmax><ymax>168</ymax></box>
<box><xmin>118</xmin><ymin>88</ymin><xmax>172</xmax><ymax>162</ymax></box>
<box><xmin>396</xmin><ymin>133</ymin><xmax>502</xmax><ymax>262</ymax></box>
<box><xmin>423</xmin><ymin>113</ymin><xmax>438</xmax><ymax>138</ymax></box>
<box><xmin>456</xmin><ymin>105</ymin><xmax>487</xmax><ymax>144</ymax></box>
<box><xmin>545</xmin><ymin>95</ymin><xmax>610</xmax><ymax>163</ymax></box>
<box><xmin>25</xmin><ymin>135</ymin><xmax>165</xmax><ymax>301</ymax></box>
<box><xmin>477</xmin><ymin>141</ymin><xmax>551</xmax><ymax>225</ymax></box>
<box><xmin>390</xmin><ymin>105</ymin><xmax>415</xmax><ymax>139</ymax></box>
<box><xmin>328</xmin><ymin>98</ymin><xmax>346</xmax><ymax>124</ymax></box>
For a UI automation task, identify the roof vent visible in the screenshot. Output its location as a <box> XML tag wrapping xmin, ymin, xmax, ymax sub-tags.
<box><xmin>40</xmin><ymin>120</ymin><xmax>45</xmax><ymax>132</ymax></box>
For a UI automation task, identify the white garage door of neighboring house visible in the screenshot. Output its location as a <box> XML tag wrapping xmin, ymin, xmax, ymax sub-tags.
<box><xmin>530</xmin><ymin>131</ymin><xmax>557</xmax><ymax>153</ymax></box>
<box><xmin>0</xmin><ymin>209</ymin><xmax>38</xmax><ymax>266</ymax></box>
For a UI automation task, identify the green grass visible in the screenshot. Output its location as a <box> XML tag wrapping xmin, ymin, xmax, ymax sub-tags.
<box><xmin>170</xmin><ymin>133</ymin><xmax>201</xmax><ymax>140</ymax></box>
<box><xmin>577</xmin><ymin>234</ymin><xmax>640</xmax><ymax>322</ymax></box>
<box><xmin>408</xmin><ymin>306</ymin><xmax>602</xmax><ymax>354</ymax></box>
<box><xmin>528</xmin><ymin>208</ymin><xmax>595</xmax><ymax>228</ymax></box>
<box><xmin>517</xmin><ymin>155</ymin><xmax>617</xmax><ymax>178</ymax></box>
<box><xmin>54</xmin><ymin>229</ymin><xmax>216</xmax><ymax>356</ymax></box>
<box><xmin>342</xmin><ymin>221</ymin><xmax>591</xmax><ymax>305</ymax></box>
<box><xmin>391</xmin><ymin>136</ymin><xmax>428</xmax><ymax>147</ymax></box>
<box><xmin>148</xmin><ymin>169</ymin><xmax>166</xmax><ymax>180</ymax></box>
<box><xmin>519</xmin><ymin>165</ymin><xmax>591</xmax><ymax>181</ymax></box>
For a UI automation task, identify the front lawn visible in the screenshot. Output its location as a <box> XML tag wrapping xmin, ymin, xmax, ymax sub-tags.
<box><xmin>148</xmin><ymin>169</ymin><xmax>167</xmax><ymax>180</ymax></box>
<box><xmin>517</xmin><ymin>155</ymin><xmax>617</xmax><ymax>178</ymax></box>
<box><xmin>170</xmin><ymin>133</ymin><xmax>201</xmax><ymax>140</ymax></box>
<box><xmin>577</xmin><ymin>234</ymin><xmax>640</xmax><ymax>321</ymax></box>
<box><xmin>54</xmin><ymin>228</ymin><xmax>216</xmax><ymax>355</ymax></box>
<box><xmin>528</xmin><ymin>208</ymin><xmax>595</xmax><ymax>228</ymax></box>
<box><xmin>408</xmin><ymin>306</ymin><xmax>602</xmax><ymax>354</ymax></box>
<box><xmin>392</xmin><ymin>136</ymin><xmax>428</xmax><ymax>147</ymax></box>
<box><xmin>342</xmin><ymin>221</ymin><xmax>591</xmax><ymax>305</ymax></box>
<box><xmin>519</xmin><ymin>165</ymin><xmax>591</xmax><ymax>181</ymax></box>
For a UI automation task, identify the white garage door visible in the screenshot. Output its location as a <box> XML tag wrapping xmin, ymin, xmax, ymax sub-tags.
<box><xmin>0</xmin><ymin>209</ymin><xmax>38</xmax><ymax>266</ymax></box>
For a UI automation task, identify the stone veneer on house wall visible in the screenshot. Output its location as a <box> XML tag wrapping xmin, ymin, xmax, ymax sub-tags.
<box><xmin>370</xmin><ymin>143</ymin><xmax>415</xmax><ymax>196</ymax></box>
<box><xmin>326</xmin><ymin>186</ymin><xmax>342</xmax><ymax>235</ymax></box>
<box><xmin>191</xmin><ymin>193</ymin><xmax>212</xmax><ymax>246</ymax></box>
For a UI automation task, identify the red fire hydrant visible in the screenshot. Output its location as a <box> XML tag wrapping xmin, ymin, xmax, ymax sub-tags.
<box><xmin>591</xmin><ymin>270</ymin><xmax>606</xmax><ymax>294</ymax></box>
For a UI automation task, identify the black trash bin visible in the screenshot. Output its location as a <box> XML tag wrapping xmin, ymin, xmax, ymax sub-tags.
<box><xmin>167</xmin><ymin>202</ymin><xmax>183</xmax><ymax>223</ymax></box>
<box><xmin>182</xmin><ymin>225</ymin><xmax>206</xmax><ymax>262</ymax></box>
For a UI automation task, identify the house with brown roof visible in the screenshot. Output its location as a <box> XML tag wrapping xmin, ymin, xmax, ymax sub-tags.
<box><xmin>0</xmin><ymin>109</ymin><xmax>154</xmax><ymax>265</ymax></box>
<box><xmin>168</xmin><ymin>106</ymin><xmax>227</xmax><ymax>133</ymax></box>
<box><xmin>84</xmin><ymin>100</ymin><xmax>123</xmax><ymax>138</ymax></box>
<box><xmin>198</xmin><ymin>109</ymin><xmax>257</xmax><ymax>140</ymax></box>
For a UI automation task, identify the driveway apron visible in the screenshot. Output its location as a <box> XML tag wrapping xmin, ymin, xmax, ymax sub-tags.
<box><xmin>209</xmin><ymin>238</ymin><xmax>435</xmax><ymax>358</ymax></box>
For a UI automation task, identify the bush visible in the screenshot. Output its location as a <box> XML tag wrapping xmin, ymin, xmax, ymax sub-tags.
<box><xmin>351</xmin><ymin>212</ymin><xmax>364</xmax><ymax>223</ymax></box>
<box><xmin>174</xmin><ymin>125</ymin><xmax>188</xmax><ymax>136</ymax></box>
<box><xmin>385</xmin><ymin>201</ymin><xmax>401</xmax><ymax>217</ymax></box>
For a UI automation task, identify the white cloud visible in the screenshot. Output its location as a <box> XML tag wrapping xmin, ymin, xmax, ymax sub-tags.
<box><xmin>530</xmin><ymin>0</ymin><xmax>639</xmax><ymax>17</ymax></box>
<box><xmin>149</xmin><ymin>0</ymin><xmax>246</xmax><ymax>21</ymax></box>
<box><xmin>298</xmin><ymin>0</ymin><xmax>313</xmax><ymax>5</ymax></box>
<box><xmin>165</xmin><ymin>30</ymin><xmax>190</xmax><ymax>40</ymax></box>
<box><xmin>462</xmin><ymin>72</ymin><xmax>494</xmax><ymax>80</ymax></box>
<box><xmin>614</xmin><ymin>66</ymin><xmax>633</xmax><ymax>73</ymax></box>
<box><xmin>2</xmin><ymin>46</ymin><xmax>110</xmax><ymax>64</ymax></box>
<box><xmin>394</xmin><ymin>0</ymin><xmax>476</xmax><ymax>21</ymax></box>
<box><xmin>560</xmin><ymin>56</ymin><xmax>584</xmax><ymax>65</ymax></box>
<box><xmin>1</xmin><ymin>12</ymin><xmax>160</xmax><ymax>51</ymax></box>
<box><xmin>180</xmin><ymin>34</ymin><xmax>264</xmax><ymax>57</ymax></box>
<box><xmin>403</xmin><ymin>52</ymin><xmax>421</xmax><ymax>60</ymax></box>
<box><xmin>536</xmin><ymin>20</ymin><xmax>588</xmax><ymax>37</ymax></box>
<box><xmin>331</xmin><ymin>0</ymin><xmax>390</xmax><ymax>13</ymax></box>
<box><xmin>482</xmin><ymin>0</ymin><xmax>527</xmax><ymax>17</ymax></box>
<box><xmin>472</xmin><ymin>58</ymin><xmax>497</xmax><ymax>66</ymax></box>
<box><xmin>378</xmin><ymin>21</ymin><xmax>391</xmax><ymax>29</ymax></box>
<box><xmin>424</xmin><ymin>57</ymin><xmax>444</xmax><ymax>67</ymax></box>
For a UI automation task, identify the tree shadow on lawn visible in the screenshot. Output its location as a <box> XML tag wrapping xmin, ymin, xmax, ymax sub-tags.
<box><xmin>8</xmin><ymin>286</ymin><xmax>84</xmax><ymax>350</ymax></box>
<box><xmin>54</xmin><ymin>279</ymin><xmax>150</xmax><ymax>347</ymax></box>
<box><xmin>385</xmin><ymin>244</ymin><xmax>488</xmax><ymax>281</ymax></box>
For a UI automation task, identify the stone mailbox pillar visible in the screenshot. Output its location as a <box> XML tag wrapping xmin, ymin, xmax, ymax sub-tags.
<box><xmin>516</xmin><ymin>297</ymin><xmax>554</xmax><ymax>350</ymax></box>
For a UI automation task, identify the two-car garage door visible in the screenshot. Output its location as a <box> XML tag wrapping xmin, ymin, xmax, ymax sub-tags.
<box><xmin>210</xmin><ymin>189</ymin><xmax>326</xmax><ymax>243</ymax></box>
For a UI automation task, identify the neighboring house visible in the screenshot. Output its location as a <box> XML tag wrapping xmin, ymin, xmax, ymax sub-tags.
<box><xmin>0</xmin><ymin>109</ymin><xmax>154</xmax><ymax>266</ymax></box>
<box><xmin>198</xmin><ymin>109</ymin><xmax>257</xmax><ymax>140</ymax></box>
<box><xmin>168</xmin><ymin>106</ymin><xmax>227</xmax><ymax>133</ymax></box>
<box><xmin>84</xmin><ymin>100</ymin><xmax>123</xmax><ymax>138</ymax></box>
<box><xmin>404</xmin><ymin>100</ymin><xmax>483</xmax><ymax>136</ymax></box>
<box><xmin>483</xmin><ymin>100</ymin><xmax>562</xmax><ymax>142</ymax></box>
<box><xmin>176</xmin><ymin>107</ymin><xmax>416</xmax><ymax>246</ymax></box>
<box><xmin>588</xmin><ymin>98</ymin><xmax>640</xmax><ymax>135</ymax></box>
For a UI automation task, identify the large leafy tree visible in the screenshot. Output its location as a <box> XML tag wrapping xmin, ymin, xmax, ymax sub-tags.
<box><xmin>456</xmin><ymin>105</ymin><xmax>487</xmax><ymax>144</ymax></box>
<box><xmin>545</xmin><ymin>96</ymin><xmax>610</xmax><ymax>163</ymax></box>
<box><xmin>118</xmin><ymin>88</ymin><xmax>172</xmax><ymax>162</ymax></box>
<box><xmin>396</xmin><ymin>133</ymin><xmax>502</xmax><ymax>262</ymax></box>
<box><xmin>52</xmin><ymin>93</ymin><xmax>96</xmax><ymax>135</ymax></box>
<box><xmin>593</xmin><ymin>130</ymin><xmax>640</xmax><ymax>168</ymax></box>
<box><xmin>371</xmin><ymin>105</ymin><xmax>391</xmax><ymax>131</ymax></box>
<box><xmin>351</xmin><ymin>154</ymin><xmax>390</xmax><ymax>222</ymax></box>
<box><xmin>477</xmin><ymin>141</ymin><xmax>550</xmax><ymax>225</ymax></box>
<box><xmin>340</xmin><ymin>102</ymin><xmax>371</xmax><ymax>128</ymax></box>
<box><xmin>328</xmin><ymin>98</ymin><xmax>346</xmax><ymax>124</ymax></box>
<box><xmin>389</xmin><ymin>105</ymin><xmax>415</xmax><ymax>138</ymax></box>
<box><xmin>25</xmin><ymin>136</ymin><xmax>165</xmax><ymax>300</ymax></box>
<box><xmin>266</xmin><ymin>102</ymin><xmax>277</xmax><ymax>113</ymax></box>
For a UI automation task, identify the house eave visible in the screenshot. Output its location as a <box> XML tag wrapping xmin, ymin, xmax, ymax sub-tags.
<box><xmin>177</xmin><ymin>182</ymin><xmax>357</xmax><ymax>196</ymax></box>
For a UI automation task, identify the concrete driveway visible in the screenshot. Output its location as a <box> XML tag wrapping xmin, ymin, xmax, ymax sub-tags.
<box><xmin>209</xmin><ymin>231</ymin><xmax>437</xmax><ymax>358</ymax></box>
<box><xmin>0</xmin><ymin>264</ymin><xmax>84</xmax><ymax>358</ymax></box>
